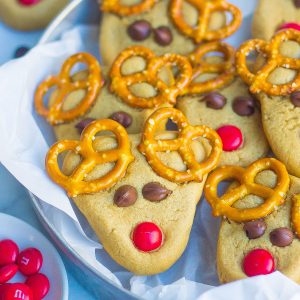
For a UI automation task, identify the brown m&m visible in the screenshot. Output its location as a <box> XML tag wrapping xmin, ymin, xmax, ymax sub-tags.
<box><xmin>270</xmin><ymin>228</ymin><xmax>294</xmax><ymax>247</ymax></box>
<box><xmin>109</xmin><ymin>111</ymin><xmax>133</xmax><ymax>128</ymax></box>
<box><xmin>75</xmin><ymin>118</ymin><xmax>96</xmax><ymax>134</ymax></box>
<box><xmin>142</xmin><ymin>182</ymin><xmax>172</xmax><ymax>202</ymax></box>
<box><xmin>114</xmin><ymin>185</ymin><xmax>138</xmax><ymax>207</ymax></box>
<box><xmin>128</xmin><ymin>20</ymin><xmax>152</xmax><ymax>41</ymax></box>
<box><xmin>294</xmin><ymin>0</ymin><xmax>300</xmax><ymax>8</ymax></box>
<box><xmin>204</xmin><ymin>92</ymin><xmax>226</xmax><ymax>110</ymax></box>
<box><xmin>153</xmin><ymin>26</ymin><xmax>173</xmax><ymax>46</ymax></box>
<box><xmin>232</xmin><ymin>96</ymin><xmax>255</xmax><ymax>116</ymax></box>
<box><xmin>243</xmin><ymin>220</ymin><xmax>266</xmax><ymax>239</ymax></box>
<box><xmin>291</xmin><ymin>91</ymin><xmax>300</xmax><ymax>107</ymax></box>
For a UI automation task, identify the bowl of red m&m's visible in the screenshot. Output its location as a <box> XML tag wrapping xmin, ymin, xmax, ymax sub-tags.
<box><xmin>0</xmin><ymin>213</ymin><xmax>68</xmax><ymax>300</ymax></box>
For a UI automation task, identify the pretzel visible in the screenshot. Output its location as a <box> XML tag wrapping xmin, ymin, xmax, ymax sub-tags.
<box><xmin>183</xmin><ymin>41</ymin><xmax>236</xmax><ymax>95</ymax></box>
<box><xmin>292</xmin><ymin>194</ymin><xmax>300</xmax><ymax>239</ymax></box>
<box><xmin>170</xmin><ymin>0</ymin><xmax>242</xmax><ymax>44</ymax></box>
<box><xmin>46</xmin><ymin>119</ymin><xmax>134</xmax><ymax>197</ymax></box>
<box><xmin>110</xmin><ymin>46</ymin><xmax>192</xmax><ymax>108</ymax></box>
<box><xmin>138</xmin><ymin>107</ymin><xmax>222</xmax><ymax>183</ymax></box>
<box><xmin>204</xmin><ymin>158</ymin><xmax>290</xmax><ymax>222</ymax></box>
<box><xmin>35</xmin><ymin>53</ymin><xmax>103</xmax><ymax>125</ymax></box>
<box><xmin>101</xmin><ymin>0</ymin><xmax>157</xmax><ymax>16</ymax></box>
<box><xmin>236</xmin><ymin>29</ymin><xmax>300</xmax><ymax>96</ymax></box>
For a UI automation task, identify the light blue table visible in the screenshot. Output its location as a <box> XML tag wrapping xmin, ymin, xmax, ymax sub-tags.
<box><xmin>0</xmin><ymin>22</ymin><xmax>95</xmax><ymax>300</ymax></box>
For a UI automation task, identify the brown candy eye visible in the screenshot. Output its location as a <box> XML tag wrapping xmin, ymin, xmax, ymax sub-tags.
<box><xmin>270</xmin><ymin>227</ymin><xmax>294</xmax><ymax>247</ymax></box>
<box><xmin>290</xmin><ymin>91</ymin><xmax>300</xmax><ymax>107</ymax></box>
<box><xmin>114</xmin><ymin>185</ymin><xmax>137</xmax><ymax>207</ymax></box>
<box><xmin>203</xmin><ymin>92</ymin><xmax>226</xmax><ymax>109</ymax></box>
<box><xmin>127</xmin><ymin>20</ymin><xmax>152</xmax><ymax>41</ymax></box>
<box><xmin>243</xmin><ymin>220</ymin><xmax>267</xmax><ymax>239</ymax></box>
<box><xmin>294</xmin><ymin>0</ymin><xmax>300</xmax><ymax>8</ymax></box>
<box><xmin>75</xmin><ymin>118</ymin><xmax>96</xmax><ymax>134</ymax></box>
<box><xmin>232</xmin><ymin>96</ymin><xmax>255</xmax><ymax>116</ymax></box>
<box><xmin>142</xmin><ymin>182</ymin><xmax>172</xmax><ymax>202</ymax></box>
<box><xmin>109</xmin><ymin>111</ymin><xmax>132</xmax><ymax>128</ymax></box>
<box><xmin>153</xmin><ymin>26</ymin><xmax>173</xmax><ymax>46</ymax></box>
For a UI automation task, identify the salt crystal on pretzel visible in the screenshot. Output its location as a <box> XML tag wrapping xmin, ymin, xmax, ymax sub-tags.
<box><xmin>35</xmin><ymin>52</ymin><xmax>103</xmax><ymax>125</ymax></box>
<box><xmin>46</xmin><ymin>119</ymin><xmax>134</xmax><ymax>197</ymax></box>
<box><xmin>138</xmin><ymin>107</ymin><xmax>222</xmax><ymax>183</ymax></box>
<box><xmin>204</xmin><ymin>158</ymin><xmax>290</xmax><ymax>222</ymax></box>
<box><xmin>236</xmin><ymin>29</ymin><xmax>300</xmax><ymax>96</ymax></box>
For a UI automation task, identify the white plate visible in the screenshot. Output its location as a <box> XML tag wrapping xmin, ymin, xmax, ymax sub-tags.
<box><xmin>0</xmin><ymin>213</ymin><xmax>68</xmax><ymax>300</ymax></box>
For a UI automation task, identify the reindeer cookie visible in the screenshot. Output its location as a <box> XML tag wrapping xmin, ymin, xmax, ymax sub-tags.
<box><xmin>0</xmin><ymin>0</ymin><xmax>69</xmax><ymax>31</ymax></box>
<box><xmin>45</xmin><ymin>108</ymin><xmax>222</xmax><ymax>274</ymax></box>
<box><xmin>252</xmin><ymin>0</ymin><xmax>300</xmax><ymax>40</ymax></box>
<box><xmin>34</xmin><ymin>49</ymin><xmax>190</xmax><ymax>140</ymax></box>
<box><xmin>99</xmin><ymin>0</ymin><xmax>242</xmax><ymax>66</ymax></box>
<box><xmin>204</xmin><ymin>158</ymin><xmax>300</xmax><ymax>283</ymax></box>
<box><xmin>177</xmin><ymin>77</ymin><xmax>269</xmax><ymax>167</ymax></box>
<box><xmin>236</xmin><ymin>30</ymin><xmax>300</xmax><ymax>177</ymax></box>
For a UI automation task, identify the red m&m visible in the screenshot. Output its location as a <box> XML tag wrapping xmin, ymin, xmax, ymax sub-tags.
<box><xmin>26</xmin><ymin>273</ymin><xmax>50</xmax><ymax>300</ymax></box>
<box><xmin>18</xmin><ymin>0</ymin><xmax>41</xmax><ymax>6</ymax></box>
<box><xmin>0</xmin><ymin>264</ymin><xmax>18</xmax><ymax>284</ymax></box>
<box><xmin>132</xmin><ymin>222</ymin><xmax>163</xmax><ymax>252</ymax></box>
<box><xmin>278</xmin><ymin>23</ymin><xmax>300</xmax><ymax>32</ymax></box>
<box><xmin>17</xmin><ymin>248</ymin><xmax>43</xmax><ymax>276</ymax></box>
<box><xmin>217</xmin><ymin>125</ymin><xmax>243</xmax><ymax>152</ymax></box>
<box><xmin>243</xmin><ymin>248</ymin><xmax>275</xmax><ymax>277</ymax></box>
<box><xmin>0</xmin><ymin>283</ymin><xmax>33</xmax><ymax>300</ymax></box>
<box><xmin>0</xmin><ymin>240</ymin><xmax>19</xmax><ymax>266</ymax></box>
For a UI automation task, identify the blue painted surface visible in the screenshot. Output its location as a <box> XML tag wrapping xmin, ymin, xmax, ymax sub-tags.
<box><xmin>0</xmin><ymin>22</ymin><xmax>95</xmax><ymax>300</ymax></box>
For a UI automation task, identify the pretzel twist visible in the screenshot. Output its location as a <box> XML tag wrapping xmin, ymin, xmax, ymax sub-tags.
<box><xmin>184</xmin><ymin>41</ymin><xmax>236</xmax><ymax>95</ymax></box>
<box><xmin>138</xmin><ymin>107</ymin><xmax>222</xmax><ymax>183</ymax></box>
<box><xmin>110</xmin><ymin>46</ymin><xmax>193</xmax><ymax>108</ymax></box>
<box><xmin>46</xmin><ymin>119</ymin><xmax>134</xmax><ymax>197</ymax></box>
<box><xmin>292</xmin><ymin>194</ymin><xmax>300</xmax><ymax>239</ymax></box>
<box><xmin>204</xmin><ymin>158</ymin><xmax>290</xmax><ymax>222</ymax></box>
<box><xmin>101</xmin><ymin>0</ymin><xmax>157</xmax><ymax>16</ymax></box>
<box><xmin>35</xmin><ymin>53</ymin><xmax>103</xmax><ymax>125</ymax></box>
<box><xmin>170</xmin><ymin>0</ymin><xmax>242</xmax><ymax>44</ymax></box>
<box><xmin>236</xmin><ymin>29</ymin><xmax>300</xmax><ymax>95</ymax></box>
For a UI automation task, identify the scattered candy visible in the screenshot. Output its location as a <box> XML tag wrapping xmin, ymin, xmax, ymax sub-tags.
<box><xmin>132</xmin><ymin>222</ymin><xmax>163</xmax><ymax>252</ymax></box>
<box><xmin>0</xmin><ymin>264</ymin><xmax>18</xmax><ymax>284</ymax></box>
<box><xmin>0</xmin><ymin>240</ymin><xmax>19</xmax><ymax>266</ymax></box>
<box><xmin>243</xmin><ymin>249</ymin><xmax>275</xmax><ymax>277</ymax></box>
<box><xmin>216</xmin><ymin>125</ymin><xmax>243</xmax><ymax>151</ymax></box>
<box><xmin>17</xmin><ymin>248</ymin><xmax>43</xmax><ymax>276</ymax></box>
<box><xmin>1</xmin><ymin>283</ymin><xmax>33</xmax><ymax>300</ymax></box>
<box><xmin>26</xmin><ymin>273</ymin><xmax>50</xmax><ymax>300</ymax></box>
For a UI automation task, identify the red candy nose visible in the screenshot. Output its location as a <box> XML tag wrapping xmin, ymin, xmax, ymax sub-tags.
<box><xmin>18</xmin><ymin>0</ymin><xmax>41</xmax><ymax>6</ymax></box>
<box><xmin>132</xmin><ymin>222</ymin><xmax>163</xmax><ymax>252</ymax></box>
<box><xmin>0</xmin><ymin>240</ymin><xmax>19</xmax><ymax>266</ymax></box>
<box><xmin>278</xmin><ymin>23</ymin><xmax>300</xmax><ymax>32</ymax></box>
<box><xmin>1</xmin><ymin>283</ymin><xmax>33</xmax><ymax>300</ymax></box>
<box><xmin>17</xmin><ymin>248</ymin><xmax>43</xmax><ymax>276</ymax></box>
<box><xmin>216</xmin><ymin>125</ymin><xmax>243</xmax><ymax>152</ymax></box>
<box><xmin>243</xmin><ymin>249</ymin><xmax>275</xmax><ymax>277</ymax></box>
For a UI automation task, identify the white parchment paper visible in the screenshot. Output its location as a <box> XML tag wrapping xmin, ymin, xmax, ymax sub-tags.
<box><xmin>1</xmin><ymin>1</ymin><xmax>300</xmax><ymax>298</ymax></box>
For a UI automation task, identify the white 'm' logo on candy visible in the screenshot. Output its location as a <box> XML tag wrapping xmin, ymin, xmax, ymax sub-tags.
<box><xmin>14</xmin><ymin>290</ymin><xmax>25</xmax><ymax>299</ymax></box>
<box><xmin>21</xmin><ymin>256</ymin><xmax>29</xmax><ymax>265</ymax></box>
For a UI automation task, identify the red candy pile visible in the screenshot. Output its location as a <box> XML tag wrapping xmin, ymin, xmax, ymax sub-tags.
<box><xmin>0</xmin><ymin>239</ymin><xmax>50</xmax><ymax>300</ymax></box>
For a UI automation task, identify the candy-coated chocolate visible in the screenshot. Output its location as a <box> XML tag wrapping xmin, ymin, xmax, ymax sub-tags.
<box><xmin>109</xmin><ymin>111</ymin><xmax>132</xmax><ymax>128</ymax></box>
<box><xmin>114</xmin><ymin>185</ymin><xmax>137</xmax><ymax>207</ymax></box>
<box><xmin>270</xmin><ymin>228</ymin><xmax>294</xmax><ymax>247</ymax></box>
<box><xmin>153</xmin><ymin>26</ymin><xmax>173</xmax><ymax>46</ymax></box>
<box><xmin>132</xmin><ymin>222</ymin><xmax>163</xmax><ymax>252</ymax></box>
<box><xmin>204</xmin><ymin>92</ymin><xmax>227</xmax><ymax>110</ymax></box>
<box><xmin>0</xmin><ymin>264</ymin><xmax>18</xmax><ymax>284</ymax></box>
<box><xmin>0</xmin><ymin>240</ymin><xmax>19</xmax><ymax>266</ymax></box>
<box><xmin>243</xmin><ymin>220</ymin><xmax>267</xmax><ymax>239</ymax></box>
<box><xmin>75</xmin><ymin>118</ymin><xmax>96</xmax><ymax>134</ymax></box>
<box><xmin>26</xmin><ymin>273</ymin><xmax>50</xmax><ymax>300</ymax></box>
<box><xmin>14</xmin><ymin>47</ymin><xmax>29</xmax><ymax>59</ymax></box>
<box><xmin>243</xmin><ymin>249</ymin><xmax>275</xmax><ymax>277</ymax></box>
<box><xmin>217</xmin><ymin>125</ymin><xmax>243</xmax><ymax>151</ymax></box>
<box><xmin>1</xmin><ymin>283</ymin><xmax>33</xmax><ymax>300</ymax></box>
<box><xmin>18</xmin><ymin>0</ymin><xmax>41</xmax><ymax>6</ymax></box>
<box><xmin>127</xmin><ymin>20</ymin><xmax>152</xmax><ymax>41</ymax></box>
<box><xmin>278</xmin><ymin>22</ymin><xmax>300</xmax><ymax>32</ymax></box>
<box><xmin>142</xmin><ymin>182</ymin><xmax>172</xmax><ymax>202</ymax></box>
<box><xmin>17</xmin><ymin>248</ymin><xmax>43</xmax><ymax>276</ymax></box>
